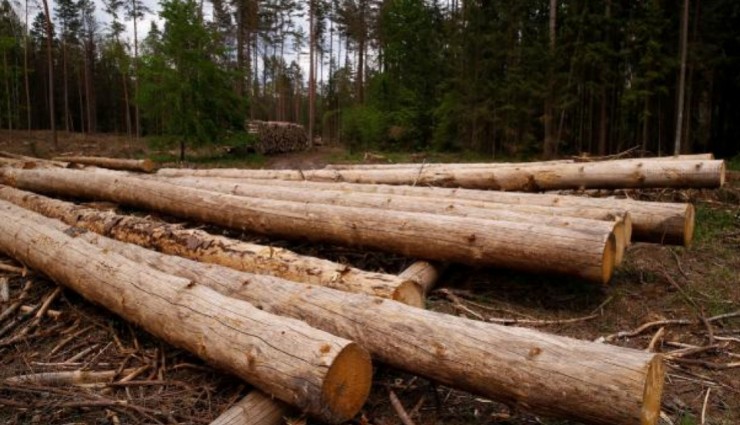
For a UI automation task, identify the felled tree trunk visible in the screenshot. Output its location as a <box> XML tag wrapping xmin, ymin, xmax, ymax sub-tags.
<box><xmin>0</xmin><ymin>169</ymin><xmax>617</xmax><ymax>283</ymax></box>
<box><xmin>152</xmin><ymin>177</ymin><xmax>629</xmax><ymax>265</ymax></box>
<box><xmin>209</xmin><ymin>178</ymin><xmax>694</xmax><ymax>246</ymax></box>
<box><xmin>207</xmin><ymin>260</ymin><xmax>441</xmax><ymax>425</ymax></box>
<box><xmin>54</xmin><ymin>156</ymin><xmax>156</xmax><ymax>173</ymax></box>
<box><xmin>28</xmin><ymin>210</ymin><xmax>662</xmax><ymax>425</ymax></box>
<box><xmin>0</xmin><ymin>200</ymin><xmax>372</xmax><ymax>424</ymax></box>
<box><xmin>156</xmin><ymin>159</ymin><xmax>725</xmax><ymax>191</ymax></box>
<box><xmin>0</xmin><ymin>186</ymin><xmax>422</xmax><ymax>306</ymax></box>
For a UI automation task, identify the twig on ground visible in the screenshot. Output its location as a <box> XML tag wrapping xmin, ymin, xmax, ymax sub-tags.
<box><xmin>647</xmin><ymin>327</ymin><xmax>666</xmax><ymax>352</ymax></box>
<box><xmin>603</xmin><ymin>319</ymin><xmax>692</xmax><ymax>342</ymax></box>
<box><xmin>701</xmin><ymin>388</ymin><xmax>711</xmax><ymax>425</ymax></box>
<box><xmin>389</xmin><ymin>390</ymin><xmax>417</xmax><ymax>425</ymax></box>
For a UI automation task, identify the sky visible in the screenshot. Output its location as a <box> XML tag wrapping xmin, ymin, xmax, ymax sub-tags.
<box><xmin>13</xmin><ymin>0</ymin><xmax>334</xmax><ymax>82</ymax></box>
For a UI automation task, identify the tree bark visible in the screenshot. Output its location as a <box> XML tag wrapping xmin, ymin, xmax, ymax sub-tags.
<box><xmin>0</xmin><ymin>185</ymin><xmax>422</xmax><ymax>305</ymax></box>
<box><xmin>207</xmin><ymin>177</ymin><xmax>695</xmax><ymax>246</ymax></box>
<box><xmin>0</xmin><ymin>200</ymin><xmax>372</xmax><ymax>424</ymax></box>
<box><xmin>207</xmin><ymin>260</ymin><xmax>439</xmax><ymax>425</ymax></box>
<box><xmin>156</xmin><ymin>159</ymin><xmax>725</xmax><ymax>191</ymax></box>
<box><xmin>0</xmin><ymin>168</ymin><xmax>617</xmax><ymax>283</ymax></box>
<box><xmin>153</xmin><ymin>176</ymin><xmax>629</xmax><ymax>265</ymax></box>
<box><xmin>23</xmin><ymin>209</ymin><xmax>661</xmax><ymax>425</ymax></box>
<box><xmin>53</xmin><ymin>156</ymin><xmax>156</xmax><ymax>173</ymax></box>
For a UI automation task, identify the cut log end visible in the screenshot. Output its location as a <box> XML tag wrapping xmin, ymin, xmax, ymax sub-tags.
<box><xmin>392</xmin><ymin>280</ymin><xmax>424</xmax><ymax>308</ymax></box>
<box><xmin>622</xmin><ymin>213</ymin><xmax>633</xmax><ymax>245</ymax></box>
<box><xmin>683</xmin><ymin>204</ymin><xmax>696</xmax><ymax>247</ymax></box>
<box><xmin>141</xmin><ymin>159</ymin><xmax>157</xmax><ymax>173</ymax></box>
<box><xmin>719</xmin><ymin>161</ymin><xmax>726</xmax><ymax>187</ymax></box>
<box><xmin>613</xmin><ymin>221</ymin><xmax>626</xmax><ymax>266</ymax></box>
<box><xmin>641</xmin><ymin>355</ymin><xmax>666</xmax><ymax>425</ymax></box>
<box><xmin>320</xmin><ymin>342</ymin><xmax>373</xmax><ymax>423</ymax></box>
<box><xmin>601</xmin><ymin>233</ymin><xmax>617</xmax><ymax>285</ymax></box>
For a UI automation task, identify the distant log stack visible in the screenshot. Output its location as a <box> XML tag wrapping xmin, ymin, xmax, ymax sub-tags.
<box><xmin>247</xmin><ymin>120</ymin><xmax>309</xmax><ymax>154</ymax></box>
<box><xmin>54</xmin><ymin>156</ymin><xmax>156</xmax><ymax>173</ymax></box>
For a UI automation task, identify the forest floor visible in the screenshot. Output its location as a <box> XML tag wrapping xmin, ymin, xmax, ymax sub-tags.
<box><xmin>0</xmin><ymin>131</ymin><xmax>738</xmax><ymax>425</ymax></box>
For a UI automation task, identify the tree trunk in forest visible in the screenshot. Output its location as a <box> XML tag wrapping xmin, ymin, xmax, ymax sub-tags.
<box><xmin>155</xmin><ymin>176</ymin><xmax>629</xmax><ymax>265</ymax></box>
<box><xmin>0</xmin><ymin>185</ymin><xmax>422</xmax><ymax>305</ymax></box>
<box><xmin>23</xmin><ymin>0</ymin><xmax>31</xmax><ymax>135</ymax></box>
<box><xmin>156</xmin><ymin>159</ymin><xmax>725</xmax><ymax>191</ymax></box>
<box><xmin>22</xmin><ymin>209</ymin><xmax>661</xmax><ymax>425</ymax></box>
<box><xmin>674</xmin><ymin>0</ymin><xmax>690</xmax><ymax>155</ymax></box>
<box><xmin>40</xmin><ymin>0</ymin><xmax>57</xmax><ymax>149</ymax></box>
<box><xmin>62</xmin><ymin>41</ymin><xmax>70</xmax><ymax>132</ymax></box>
<box><xmin>0</xmin><ymin>200</ymin><xmax>372</xmax><ymax>424</ymax></box>
<box><xmin>543</xmin><ymin>0</ymin><xmax>557</xmax><ymax>158</ymax></box>
<box><xmin>308</xmin><ymin>0</ymin><xmax>316</xmax><ymax>145</ymax></box>
<box><xmin>208</xmin><ymin>177</ymin><xmax>696</xmax><ymax>246</ymax></box>
<box><xmin>0</xmin><ymin>168</ymin><xmax>617</xmax><ymax>283</ymax></box>
<box><xmin>54</xmin><ymin>156</ymin><xmax>156</xmax><ymax>173</ymax></box>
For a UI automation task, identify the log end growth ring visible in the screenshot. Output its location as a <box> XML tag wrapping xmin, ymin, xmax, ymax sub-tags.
<box><xmin>601</xmin><ymin>233</ymin><xmax>617</xmax><ymax>285</ymax></box>
<box><xmin>613</xmin><ymin>221</ymin><xmax>626</xmax><ymax>266</ymax></box>
<box><xmin>640</xmin><ymin>355</ymin><xmax>665</xmax><ymax>425</ymax></box>
<box><xmin>622</xmin><ymin>212</ymin><xmax>633</xmax><ymax>245</ymax></box>
<box><xmin>683</xmin><ymin>204</ymin><xmax>696</xmax><ymax>247</ymax></box>
<box><xmin>320</xmin><ymin>342</ymin><xmax>373</xmax><ymax>423</ymax></box>
<box><xmin>393</xmin><ymin>280</ymin><xmax>424</xmax><ymax>308</ymax></box>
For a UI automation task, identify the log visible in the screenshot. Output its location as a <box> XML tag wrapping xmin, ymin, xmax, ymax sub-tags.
<box><xmin>207</xmin><ymin>260</ymin><xmax>440</xmax><ymax>425</ymax></box>
<box><xmin>0</xmin><ymin>168</ymin><xmax>618</xmax><ymax>283</ymax></box>
<box><xmin>324</xmin><ymin>159</ymin><xmax>576</xmax><ymax>170</ymax></box>
<box><xmin>398</xmin><ymin>261</ymin><xmax>440</xmax><ymax>296</ymax></box>
<box><xmin>0</xmin><ymin>186</ymin><xmax>422</xmax><ymax>306</ymax></box>
<box><xmin>210</xmin><ymin>392</ymin><xmax>289</xmax><ymax>425</ymax></box>
<box><xmin>153</xmin><ymin>177</ymin><xmax>629</xmax><ymax>265</ymax></box>
<box><xmin>53</xmin><ymin>156</ymin><xmax>156</xmax><ymax>173</ymax></box>
<box><xmin>0</xmin><ymin>200</ymin><xmax>372</xmax><ymax>423</ymax></box>
<box><xmin>323</xmin><ymin>154</ymin><xmax>714</xmax><ymax>170</ymax></box>
<box><xmin>156</xmin><ymin>159</ymin><xmax>725</xmax><ymax>191</ymax></box>
<box><xmin>26</xmin><ymin>210</ymin><xmax>662</xmax><ymax>425</ymax></box>
<box><xmin>207</xmin><ymin>178</ymin><xmax>693</xmax><ymax>246</ymax></box>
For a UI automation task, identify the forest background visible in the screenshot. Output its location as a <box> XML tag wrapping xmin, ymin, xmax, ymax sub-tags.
<box><xmin>0</xmin><ymin>0</ymin><xmax>738</xmax><ymax>159</ymax></box>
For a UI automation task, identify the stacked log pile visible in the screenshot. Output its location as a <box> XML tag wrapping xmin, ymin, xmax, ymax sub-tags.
<box><xmin>0</xmin><ymin>153</ymin><xmax>723</xmax><ymax>425</ymax></box>
<box><xmin>247</xmin><ymin>120</ymin><xmax>309</xmax><ymax>154</ymax></box>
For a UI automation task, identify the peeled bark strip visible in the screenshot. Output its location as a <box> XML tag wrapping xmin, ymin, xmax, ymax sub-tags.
<box><xmin>152</xmin><ymin>177</ymin><xmax>629</xmax><ymax>264</ymax></box>
<box><xmin>30</xmin><ymin>212</ymin><xmax>661</xmax><ymax>425</ymax></box>
<box><xmin>210</xmin><ymin>392</ymin><xmax>289</xmax><ymax>425</ymax></box>
<box><xmin>0</xmin><ymin>185</ymin><xmax>421</xmax><ymax>306</ymax></box>
<box><xmin>218</xmin><ymin>178</ymin><xmax>692</xmax><ymax>246</ymax></box>
<box><xmin>156</xmin><ymin>159</ymin><xmax>725</xmax><ymax>191</ymax></box>
<box><xmin>0</xmin><ymin>169</ymin><xmax>616</xmax><ymax>283</ymax></box>
<box><xmin>54</xmin><ymin>156</ymin><xmax>156</xmax><ymax>173</ymax></box>
<box><xmin>0</xmin><ymin>201</ymin><xmax>371</xmax><ymax>424</ymax></box>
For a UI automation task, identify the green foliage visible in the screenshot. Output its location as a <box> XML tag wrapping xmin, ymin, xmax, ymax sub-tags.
<box><xmin>693</xmin><ymin>205</ymin><xmax>738</xmax><ymax>244</ymax></box>
<box><xmin>341</xmin><ymin>104</ymin><xmax>387</xmax><ymax>153</ymax></box>
<box><xmin>138</xmin><ymin>0</ymin><xmax>244</xmax><ymax>159</ymax></box>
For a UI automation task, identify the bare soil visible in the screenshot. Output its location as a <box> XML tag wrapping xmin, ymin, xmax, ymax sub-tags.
<box><xmin>0</xmin><ymin>132</ymin><xmax>738</xmax><ymax>425</ymax></box>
